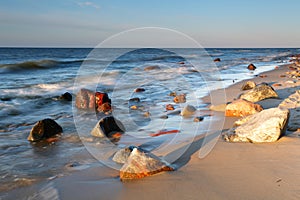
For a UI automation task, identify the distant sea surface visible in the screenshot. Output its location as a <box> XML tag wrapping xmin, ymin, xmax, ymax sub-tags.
<box><xmin>0</xmin><ymin>47</ymin><xmax>299</xmax><ymax>192</ymax></box>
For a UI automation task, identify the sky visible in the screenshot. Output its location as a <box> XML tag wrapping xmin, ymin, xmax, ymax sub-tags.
<box><xmin>1</xmin><ymin>0</ymin><xmax>300</xmax><ymax>47</ymax></box>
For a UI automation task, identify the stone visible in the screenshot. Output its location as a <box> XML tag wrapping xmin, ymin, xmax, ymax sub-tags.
<box><xmin>129</xmin><ymin>97</ymin><xmax>140</xmax><ymax>102</ymax></box>
<box><xmin>223</xmin><ymin>108</ymin><xmax>289</xmax><ymax>143</ymax></box>
<box><xmin>91</xmin><ymin>116</ymin><xmax>125</xmax><ymax>143</ymax></box>
<box><xmin>180</xmin><ymin>105</ymin><xmax>196</xmax><ymax>116</ymax></box>
<box><xmin>173</xmin><ymin>94</ymin><xmax>186</xmax><ymax>103</ymax></box>
<box><xmin>166</xmin><ymin>104</ymin><xmax>175</xmax><ymax>111</ymax></box>
<box><xmin>112</xmin><ymin>146</ymin><xmax>138</xmax><ymax>164</ymax></box>
<box><xmin>194</xmin><ymin>116</ymin><xmax>204</xmax><ymax>122</ymax></box>
<box><xmin>178</xmin><ymin>61</ymin><xmax>185</xmax><ymax>64</ymax></box>
<box><xmin>130</xmin><ymin>105</ymin><xmax>138</xmax><ymax>110</ymax></box>
<box><xmin>214</xmin><ymin>58</ymin><xmax>221</xmax><ymax>62</ymax></box>
<box><xmin>28</xmin><ymin>119</ymin><xmax>63</xmax><ymax>142</ymax></box>
<box><xmin>58</xmin><ymin>92</ymin><xmax>72</xmax><ymax>101</ymax></box>
<box><xmin>209</xmin><ymin>104</ymin><xmax>227</xmax><ymax>112</ymax></box>
<box><xmin>134</xmin><ymin>88</ymin><xmax>145</xmax><ymax>93</ymax></box>
<box><xmin>119</xmin><ymin>148</ymin><xmax>174</xmax><ymax>181</ymax></box>
<box><xmin>247</xmin><ymin>63</ymin><xmax>256</xmax><ymax>70</ymax></box>
<box><xmin>98</xmin><ymin>102</ymin><xmax>111</xmax><ymax>112</ymax></box>
<box><xmin>239</xmin><ymin>83</ymin><xmax>278</xmax><ymax>102</ymax></box>
<box><xmin>159</xmin><ymin>115</ymin><xmax>168</xmax><ymax>119</ymax></box>
<box><xmin>143</xmin><ymin>111</ymin><xmax>151</xmax><ymax>117</ymax></box>
<box><xmin>225</xmin><ymin>99</ymin><xmax>263</xmax><ymax>117</ymax></box>
<box><xmin>144</xmin><ymin>65</ymin><xmax>160</xmax><ymax>71</ymax></box>
<box><xmin>75</xmin><ymin>88</ymin><xmax>111</xmax><ymax>111</ymax></box>
<box><xmin>241</xmin><ymin>81</ymin><xmax>256</xmax><ymax>90</ymax></box>
<box><xmin>169</xmin><ymin>92</ymin><xmax>177</xmax><ymax>97</ymax></box>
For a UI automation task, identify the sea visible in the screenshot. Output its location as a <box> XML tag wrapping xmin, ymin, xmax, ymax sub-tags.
<box><xmin>0</xmin><ymin>47</ymin><xmax>299</xmax><ymax>193</ymax></box>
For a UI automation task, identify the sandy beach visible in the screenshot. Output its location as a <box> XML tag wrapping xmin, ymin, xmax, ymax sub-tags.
<box><xmin>3</xmin><ymin>62</ymin><xmax>300</xmax><ymax>200</ymax></box>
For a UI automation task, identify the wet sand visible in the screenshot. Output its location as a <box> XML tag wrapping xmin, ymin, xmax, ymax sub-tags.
<box><xmin>3</xmin><ymin>64</ymin><xmax>300</xmax><ymax>200</ymax></box>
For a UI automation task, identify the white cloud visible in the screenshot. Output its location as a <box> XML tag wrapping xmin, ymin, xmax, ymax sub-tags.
<box><xmin>77</xmin><ymin>1</ymin><xmax>100</xmax><ymax>9</ymax></box>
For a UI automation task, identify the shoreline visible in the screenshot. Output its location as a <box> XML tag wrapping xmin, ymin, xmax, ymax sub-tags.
<box><xmin>3</xmin><ymin>63</ymin><xmax>300</xmax><ymax>199</ymax></box>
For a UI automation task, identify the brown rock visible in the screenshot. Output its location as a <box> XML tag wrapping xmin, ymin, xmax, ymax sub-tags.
<box><xmin>194</xmin><ymin>116</ymin><xmax>204</xmax><ymax>122</ymax></box>
<box><xmin>214</xmin><ymin>58</ymin><xmax>221</xmax><ymax>62</ymax></box>
<box><xmin>95</xmin><ymin>92</ymin><xmax>111</xmax><ymax>108</ymax></box>
<box><xmin>98</xmin><ymin>102</ymin><xmax>111</xmax><ymax>112</ymax></box>
<box><xmin>178</xmin><ymin>61</ymin><xmax>185</xmax><ymax>64</ymax></box>
<box><xmin>75</xmin><ymin>88</ymin><xmax>111</xmax><ymax>111</ymax></box>
<box><xmin>134</xmin><ymin>88</ymin><xmax>145</xmax><ymax>93</ymax></box>
<box><xmin>173</xmin><ymin>94</ymin><xmax>186</xmax><ymax>103</ymax></box>
<box><xmin>28</xmin><ymin>119</ymin><xmax>63</xmax><ymax>142</ymax></box>
<box><xmin>144</xmin><ymin>65</ymin><xmax>160</xmax><ymax>71</ymax></box>
<box><xmin>225</xmin><ymin>99</ymin><xmax>263</xmax><ymax>117</ymax></box>
<box><xmin>166</xmin><ymin>104</ymin><xmax>175</xmax><ymax>111</ymax></box>
<box><xmin>247</xmin><ymin>63</ymin><xmax>256</xmax><ymax>70</ymax></box>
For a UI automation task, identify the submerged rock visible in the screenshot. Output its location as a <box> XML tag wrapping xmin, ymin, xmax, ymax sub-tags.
<box><xmin>180</xmin><ymin>105</ymin><xmax>196</xmax><ymax>116</ymax></box>
<box><xmin>91</xmin><ymin>116</ymin><xmax>125</xmax><ymax>143</ymax></box>
<box><xmin>225</xmin><ymin>99</ymin><xmax>263</xmax><ymax>117</ymax></box>
<box><xmin>223</xmin><ymin>108</ymin><xmax>289</xmax><ymax>143</ymax></box>
<box><xmin>28</xmin><ymin>119</ymin><xmax>63</xmax><ymax>142</ymax></box>
<box><xmin>241</xmin><ymin>81</ymin><xmax>256</xmax><ymax>91</ymax></box>
<box><xmin>247</xmin><ymin>63</ymin><xmax>256</xmax><ymax>70</ymax></box>
<box><xmin>134</xmin><ymin>88</ymin><xmax>145</xmax><ymax>93</ymax></box>
<box><xmin>58</xmin><ymin>92</ymin><xmax>72</xmax><ymax>101</ymax></box>
<box><xmin>120</xmin><ymin>148</ymin><xmax>174</xmax><ymax>181</ymax></box>
<box><xmin>173</xmin><ymin>94</ymin><xmax>186</xmax><ymax>103</ymax></box>
<box><xmin>214</xmin><ymin>58</ymin><xmax>221</xmax><ymax>62</ymax></box>
<box><xmin>239</xmin><ymin>83</ymin><xmax>278</xmax><ymax>102</ymax></box>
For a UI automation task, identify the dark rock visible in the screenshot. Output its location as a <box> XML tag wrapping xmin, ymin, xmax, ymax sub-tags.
<box><xmin>28</xmin><ymin>119</ymin><xmax>63</xmax><ymax>142</ymax></box>
<box><xmin>58</xmin><ymin>92</ymin><xmax>72</xmax><ymax>101</ymax></box>
<box><xmin>95</xmin><ymin>92</ymin><xmax>111</xmax><ymax>109</ymax></box>
<box><xmin>91</xmin><ymin>116</ymin><xmax>125</xmax><ymax>143</ymax></box>
<box><xmin>247</xmin><ymin>63</ymin><xmax>257</xmax><ymax>70</ymax></box>
<box><xmin>129</xmin><ymin>97</ymin><xmax>140</xmax><ymax>102</ymax></box>
<box><xmin>194</xmin><ymin>116</ymin><xmax>204</xmax><ymax>122</ymax></box>
<box><xmin>0</xmin><ymin>97</ymin><xmax>12</xmax><ymax>101</ymax></box>
<box><xmin>134</xmin><ymin>88</ymin><xmax>145</xmax><ymax>93</ymax></box>
<box><xmin>214</xmin><ymin>58</ymin><xmax>221</xmax><ymax>62</ymax></box>
<box><xmin>97</xmin><ymin>102</ymin><xmax>111</xmax><ymax>112</ymax></box>
<box><xmin>178</xmin><ymin>61</ymin><xmax>185</xmax><ymax>64</ymax></box>
<box><xmin>159</xmin><ymin>115</ymin><xmax>168</xmax><ymax>119</ymax></box>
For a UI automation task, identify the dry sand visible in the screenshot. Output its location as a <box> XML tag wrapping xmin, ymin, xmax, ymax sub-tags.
<box><xmin>3</xmin><ymin>64</ymin><xmax>300</xmax><ymax>200</ymax></box>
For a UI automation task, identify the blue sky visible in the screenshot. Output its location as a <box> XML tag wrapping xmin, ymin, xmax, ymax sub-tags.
<box><xmin>0</xmin><ymin>0</ymin><xmax>300</xmax><ymax>47</ymax></box>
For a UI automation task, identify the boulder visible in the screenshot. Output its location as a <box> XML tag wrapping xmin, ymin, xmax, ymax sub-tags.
<box><xmin>173</xmin><ymin>94</ymin><xmax>186</xmax><ymax>103</ymax></box>
<box><xmin>120</xmin><ymin>148</ymin><xmax>174</xmax><ymax>181</ymax></box>
<box><xmin>58</xmin><ymin>92</ymin><xmax>72</xmax><ymax>101</ymax></box>
<box><xmin>112</xmin><ymin>145</ymin><xmax>139</xmax><ymax>164</ymax></box>
<box><xmin>225</xmin><ymin>99</ymin><xmax>263</xmax><ymax>117</ymax></box>
<box><xmin>91</xmin><ymin>116</ymin><xmax>125</xmax><ymax>143</ymax></box>
<box><xmin>247</xmin><ymin>63</ymin><xmax>256</xmax><ymax>70</ymax></box>
<box><xmin>180</xmin><ymin>105</ymin><xmax>196</xmax><ymax>116</ymax></box>
<box><xmin>28</xmin><ymin>119</ymin><xmax>63</xmax><ymax>142</ymax></box>
<box><xmin>223</xmin><ymin>108</ymin><xmax>289</xmax><ymax>143</ymax></box>
<box><xmin>241</xmin><ymin>81</ymin><xmax>256</xmax><ymax>90</ymax></box>
<box><xmin>239</xmin><ymin>83</ymin><xmax>278</xmax><ymax>102</ymax></box>
<box><xmin>75</xmin><ymin>88</ymin><xmax>111</xmax><ymax>110</ymax></box>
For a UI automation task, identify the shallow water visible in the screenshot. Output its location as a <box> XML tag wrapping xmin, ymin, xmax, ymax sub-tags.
<box><xmin>0</xmin><ymin>47</ymin><xmax>299</xmax><ymax>192</ymax></box>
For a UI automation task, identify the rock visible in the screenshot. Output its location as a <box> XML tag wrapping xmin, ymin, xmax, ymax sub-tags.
<box><xmin>98</xmin><ymin>102</ymin><xmax>111</xmax><ymax>112</ymax></box>
<box><xmin>134</xmin><ymin>88</ymin><xmax>145</xmax><ymax>93</ymax></box>
<box><xmin>75</xmin><ymin>88</ymin><xmax>95</xmax><ymax>109</ymax></box>
<box><xmin>180</xmin><ymin>105</ymin><xmax>196</xmax><ymax>116</ymax></box>
<box><xmin>28</xmin><ymin>119</ymin><xmax>63</xmax><ymax>142</ymax></box>
<box><xmin>194</xmin><ymin>116</ymin><xmax>204</xmax><ymax>122</ymax></box>
<box><xmin>130</xmin><ymin>105</ymin><xmax>138</xmax><ymax>110</ymax></box>
<box><xmin>173</xmin><ymin>94</ymin><xmax>186</xmax><ymax>103</ymax></box>
<box><xmin>95</xmin><ymin>92</ymin><xmax>111</xmax><ymax>109</ymax></box>
<box><xmin>209</xmin><ymin>104</ymin><xmax>227</xmax><ymax>112</ymax></box>
<box><xmin>259</xmin><ymin>74</ymin><xmax>267</xmax><ymax>78</ymax></box>
<box><xmin>169</xmin><ymin>92</ymin><xmax>177</xmax><ymax>97</ymax></box>
<box><xmin>91</xmin><ymin>116</ymin><xmax>125</xmax><ymax>143</ymax></box>
<box><xmin>144</xmin><ymin>65</ymin><xmax>160</xmax><ymax>71</ymax></box>
<box><xmin>58</xmin><ymin>92</ymin><xmax>72</xmax><ymax>101</ymax></box>
<box><xmin>75</xmin><ymin>88</ymin><xmax>111</xmax><ymax>110</ymax></box>
<box><xmin>129</xmin><ymin>97</ymin><xmax>140</xmax><ymax>102</ymax></box>
<box><xmin>119</xmin><ymin>148</ymin><xmax>174</xmax><ymax>181</ymax></box>
<box><xmin>225</xmin><ymin>99</ymin><xmax>263</xmax><ymax>117</ymax></box>
<box><xmin>178</xmin><ymin>61</ymin><xmax>185</xmax><ymax>64</ymax></box>
<box><xmin>272</xmin><ymin>83</ymin><xmax>282</xmax><ymax>87</ymax></box>
<box><xmin>159</xmin><ymin>115</ymin><xmax>168</xmax><ymax>119</ymax></box>
<box><xmin>279</xmin><ymin>74</ymin><xmax>286</xmax><ymax>78</ymax></box>
<box><xmin>239</xmin><ymin>83</ymin><xmax>278</xmax><ymax>102</ymax></box>
<box><xmin>166</xmin><ymin>104</ymin><xmax>175</xmax><ymax>111</ymax></box>
<box><xmin>113</xmin><ymin>146</ymin><xmax>137</xmax><ymax>164</ymax></box>
<box><xmin>143</xmin><ymin>111</ymin><xmax>151</xmax><ymax>117</ymax></box>
<box><xmin>247</xmin><ymin>63</ymin><xmax>256</xmax><ymax>70</ymax></box>
<box><xmin>214</xmin><ymin>58</ymin><xmax>221</xmax><ymax>62</ymax></box>
<box><xmin>241</xmin><ymin>81</ymin><xmax>256</xmax><ymax>90</ymax></box>
<box><xmin>223</xmin><ymin>108</ymin><xmax>289</xmax><ymax>143</ymax></box>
